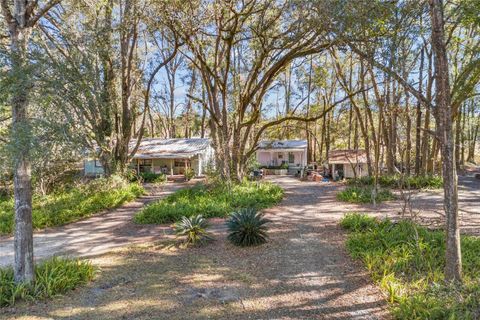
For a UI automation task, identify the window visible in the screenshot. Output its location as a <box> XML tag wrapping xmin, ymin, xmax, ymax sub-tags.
<box><xmin>138</xmin><ymin>159</ymin><xmax>153</xmax><ymax>173</ymax></box>
<box><xmin>278</xmin><ymin>154</ymin><xmax>283</xmax><ymax>159</ymax></box>
<box><xmin>175</xmin><ymin>160</ymin><xmax>190</xmax><ymax>167</ymax></box>
<box><xmin>288</xmin><ymin>152</ymin><xmax>295</xmax><ymax>164</ymax></box>
<box><xmin>94</xmin><ymin>159</ymin><xmax>102</xmax><ymax>168</ymax></box>
<box><xmin>138</xmin><ymin>159</ymin><xmax>152</xmax><ymax>166</ymax></box>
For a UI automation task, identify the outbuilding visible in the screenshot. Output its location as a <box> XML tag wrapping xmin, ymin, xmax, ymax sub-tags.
<box><xmin>327</xmin><ymin>149</ymin><xmax>369</xmax><ymax>179</ymax></box>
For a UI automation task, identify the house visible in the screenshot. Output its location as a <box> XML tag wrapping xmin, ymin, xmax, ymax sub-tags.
<box><xmin>327</xmin><ymin>149</ymin><xmax>369</xmax><ymax>179</ymax></box>
<box><xmin>84</xmin><ymin>138</ymin><xmax>214</xmax><ymax>177</ymax></box>
<box><xmin>256</xmin><ymin>140</ymin><xmax>308</xmax><ymax>175</ymax></box>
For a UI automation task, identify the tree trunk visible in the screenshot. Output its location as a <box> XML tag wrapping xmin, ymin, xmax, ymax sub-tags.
<box><xmin>10</xmin><ymin>19</ymin><xmax>35</xmax><ymax>285</ymax></box>
<box><xmin>429</xmin><ymin>0</ymin><xmax>462</xmax><ymax>282</ymax></box>
<box><xmin>405</xmin><ymin>93</ymin><xmax>412</xmax><ymax>175</ymax></box>
<box><xmin>415</xmin><ymin>47</ymin><xmax>425</xmax><ymax>175</ymax></box>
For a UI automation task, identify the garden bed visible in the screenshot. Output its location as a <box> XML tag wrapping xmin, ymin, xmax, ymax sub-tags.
<box><xmin>134</xmin><ymin>180</ymin><xmax>283</xmax><ymax>224</ymax></box>
<box><xmin>341</xmin><ymin>213</ymin><xmax>480</xmax><ymax>319</ymax></box>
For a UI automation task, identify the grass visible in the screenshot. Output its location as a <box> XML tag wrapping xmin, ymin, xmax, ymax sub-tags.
<box><xmin>0</xmin><ymin>176</ymin><xmax>144</xmax><ymax>235</ymax></box>
<box><xmin>134</xmin><ymin>180</ymin><xmax>283</xmax><ymax>224</ymax></box>
<box><xmin>0</xmin><ymin>257</ymin><xmax>95</xmax><ymax>307</ymax></box>
<box><xmin>347</xmin><ymin>175</ymin><xmax>443</xmax><ymax>190</ymax></box>
<box><xmin>341</xmin><ymin>213</ymin><xmax>480</xmax><ymax>319</ymax></box>
<box><xmin>337</xmin><ymin>185</ymin><xmax>395</xmax><ymax>204</ymax></box>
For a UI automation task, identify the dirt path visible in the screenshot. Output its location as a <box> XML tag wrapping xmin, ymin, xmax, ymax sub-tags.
<box><xmin>0</xmin><ymin>181</ymin><xmax>195</xmax><ymax>267</ymax></box>
<box><xmin>2</xmin><ymin>176</ymin><xmax>390</xmax><ymax>320</ymax></box>
<box><xmin>347</xmin><ymin>173</ymin><xmax>480</xmax><ymax>235</ymax></box>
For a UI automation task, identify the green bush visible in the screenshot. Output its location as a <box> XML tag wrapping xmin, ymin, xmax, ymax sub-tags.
<box><xmin>184</xmin><ymin>168</ymin><xmax>195</xmax><ymax>181</ymax></box>
<box><xmin>0</xmin><ymin>257</ymin><xmax>95</xmax><ymax>307</ymax></box>
<box><xmin>227</xmin><ymin>208</ymin><xmax>270</xmax><ymax>247</ymax></box>
<box><xmin>340</xmin><ymin>213</ymin><xmax>378</xmax><ymax>232</ymax></box>
<box><xmin>340</xmin><ymin>213</ymin><xmax>480</xmax><ymax>319</ymax></box>
<box><xmin>347</xmin><ymin>175</ymin><xmax>443</xmax><ymax>190</ymax></box>
<box><xmin>174</xmin><ymin>215</ymin><xmax>212</xmax><ymax>246</ymax></box>
<box><xmin>139</xmin><ymin>172</ymin><xmax>167</xmax><ymax>183</ymax></box>
<box><xmin>337</xmin><ymin>186</ymin><xmax>395</xmax><ymax>204</ymax></box>
<box><xmin>0</xmin><ymin>176</ymin><xmax>144</xmax><ymax>235</ymax></box>
<box><xmin>260</xmin><ymin>163</ymin><xmax>289</xmax><ymax>170</ymax></box>
<box><xmin>134</xmin><ymin>180</ymin><xmax>283</xmax><ymax>224</ymax></box>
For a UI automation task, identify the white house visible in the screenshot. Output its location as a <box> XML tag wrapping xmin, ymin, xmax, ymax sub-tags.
<box><xmin>327</xmin><ymin>149</ymin><xmax>369</xmax><ymax>179</ymax></box>
<box><xmin>84</xmin><ymin>138</ymin><xmax>214</xmax><ymax>177</ymax></box>
<box><xmin>256</xmin><ymin>140</ymin><xmax>308</xmax><ymax>174</ymax></box>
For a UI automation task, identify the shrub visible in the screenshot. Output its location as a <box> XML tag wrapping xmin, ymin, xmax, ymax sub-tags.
<box><xmin>0</xmin><ymin>177</ymin><xmax>144</xmax><ymax>235</ymax></box>
<box><xmin>124</xmin><ymin>169</ymin><xmax>139</xmax><ymax>182</ymax></box>
<box><xmin>139</xmin><ymin>172</ymin><xmax>167</xmax><ymax>183</ymax></box>
<box><xmin>340</xmin><ymin>213</ymin><xmax>480</xmax><ymax>319</ymax></box>
<box><xmin>340</xmin><ymin>213</ymin><xmax>378</xmax><ymax>232</ymax></box>
<box><xmin>184</xmin><ymin>168</ymin><xmax>195</xmax><ymax>181</ymax></box>
<box><xmin>260</xmin><ymin>163</ymin><xmax>289</xmax><ymax>170</ymax></box>
<box><xmin>337</xmin><ymin>186</ymin><xmax>394</xmax><ymax>204</ymax></box>
<box><xmin>174</xmin><ymin>215</ymin><xmax>212</xmax><ymax>246</ymax></box>
<box><xmin>227</xmin><ymin>208</ymin><xmax>270</xmax><ymax>247</ymax></box>
<box><xmin>134</xmin><ymin>180</ymin><xmax>283</xmax><ymax>224</ymax></box>
<box><xmin>347</xmin><ymin>175</ymin><xmax>443</xmax><ymax>190</ymax></box>
<box><xmin>0</xmin><ymin>257</ymin><xmax>95</xmax><ymax>307</ymax></box>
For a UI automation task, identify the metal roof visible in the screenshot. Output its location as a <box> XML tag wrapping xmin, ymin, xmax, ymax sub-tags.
<box><xmin>130</xmin><ymin>138</ymin><xmax>210</xmax><ymax>159</ymax></box>
<box><xmin>257</xmin><ymin>140</ymin><xmax>308</xmax><ymax>150</ymax></box>
<box><xmin>328</xmin><ymin>149</ymin><xmax>368</xmax><ymax>164</ymax></box>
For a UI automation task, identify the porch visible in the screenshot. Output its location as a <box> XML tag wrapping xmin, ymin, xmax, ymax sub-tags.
<box><xmin>257</xmin><ymin>150</ymin><xmax>307</xmax><ymax>174</ymax></box>
<box><xmin>132</xmin><ymin>155</ymin><xmax>202</xmax><ymax>176</ymax></box>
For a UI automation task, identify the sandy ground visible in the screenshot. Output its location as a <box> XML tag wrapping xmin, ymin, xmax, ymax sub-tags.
<box><xmin>1</xmin><ymin>176</ymin><xmax>390</xmax><ymax>320</ymax></box>
<box><xmin>355</xmin><ymin>174</ymin><xmax>480</xmax><ymax>235</ymax></box>
<box><xmin>1</xmin><ymin>173</ymin><xmax>479</xmax><ymax>319</ymax></box>
<box><xmin>0</xmin><ymin>181</ymin><xmax>198</xmax><ymax>267</ymax></box>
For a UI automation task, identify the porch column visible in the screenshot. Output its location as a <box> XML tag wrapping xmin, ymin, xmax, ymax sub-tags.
<box><xmin>270</xmin><ymin>151</ymin><xmax>274</xmax><ymax>166</ymax></box>
<box><xmin>184</xmin><ymin>159</ymin><xmax>188</xmax><ymax>174</ymax></box>
<box><xmin>198</xmin><ymin>156</ymin><xmax>203</xmax><ymax>175</ymax></box>
<box><xmin>170</xmin><ymin>159</ymin><xmax>174</xmax><ymax>176</ymax></box>
<box><xmin>151</xmin><ymin>159</ymin><xmax>154</xmax><ymax>173</ymax></box>
<box><xmin>136</xmin><ymin>159</ymin><xmax>139</xmax><ymax>173</ymax></box>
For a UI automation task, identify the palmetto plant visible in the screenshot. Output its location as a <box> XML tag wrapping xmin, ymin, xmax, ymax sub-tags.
<box><xmin>174</xmin><ymin>215</ymin><xmax>212</xmax><ymax>246</ymax></box>
<box><xmin>227</xmin><ymin>208</ymin><xmax>270</xmax><ymax>247</ymax></box>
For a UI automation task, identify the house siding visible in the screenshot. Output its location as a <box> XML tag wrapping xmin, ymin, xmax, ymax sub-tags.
<box><xmin>84</xmin><ymin>139</ymin><xmax>214</xmax><ymax>177</ymax></box>
<box><xmin>84</xmin><ymin>160</ymin><xmax>105</xmax><ymax>176</ymax></box>
<box><xmin>257</xmin><ymin>151</ymin><xmax>305</xmax><ymax>167</ymax></box>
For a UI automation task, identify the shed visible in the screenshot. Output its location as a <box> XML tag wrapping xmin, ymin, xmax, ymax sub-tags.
<box><xmin>327</xmin><ymin>149</ymin><xmax>369</xmax><ymax>179</ymax></box>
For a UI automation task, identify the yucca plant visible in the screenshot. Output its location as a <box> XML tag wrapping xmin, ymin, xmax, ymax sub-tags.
<box><xmin>174</xmin><ymin>215</ymin><xmax>212</xmax><ymax>245</ymax></box>
<box><xmin>227</xmin><ymin>208</ymin><xmax>270</xmax><ymax>247</ymax></box>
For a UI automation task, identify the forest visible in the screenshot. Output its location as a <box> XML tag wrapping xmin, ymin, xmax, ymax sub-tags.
<box><xmin>1</xmin><ymin>0</ymin><xmax>480</xmax><ymax>319</ymax></box>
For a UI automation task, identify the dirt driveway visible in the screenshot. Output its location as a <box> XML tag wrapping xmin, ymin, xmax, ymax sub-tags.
<box><xmin>2</xmin><ymin>176</ymin><xmax>390</xmax><ymax>320</ymax></box>
<box><xmin>0</xmin><ymin>181</ymin><xmax>193</xmax><ymax>267</ymax></box>
<box><xmin>350</xmin><ymin>174</ymin><xmax>480</xmax><ymax>235</ymax></box>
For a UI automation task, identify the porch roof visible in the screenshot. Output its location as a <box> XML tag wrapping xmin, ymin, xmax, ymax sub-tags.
<box><xmin>131</xmin><ymin>138</ymin><xmax>209</xmax><ymax>160</ymax></box>
<box><xmin>328</xmin><ymin>149</ymin><xmax>368</xmax><ymax>164</ymax></box>
<box><xmin>257</xmin><ymin>140</ymin><xmax>307</xmax><ymax>151</ymax></box>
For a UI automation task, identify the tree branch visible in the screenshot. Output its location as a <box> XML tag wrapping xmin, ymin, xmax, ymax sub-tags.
<box><xmin>28</xmin><ymin>0</ymin><xmax>62</xmax><ymax>27</ymax></box>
